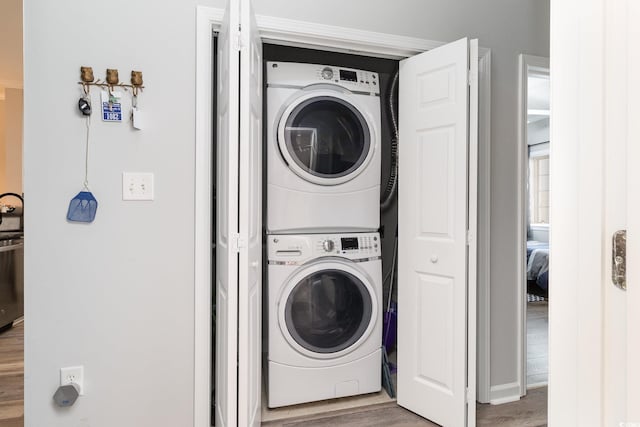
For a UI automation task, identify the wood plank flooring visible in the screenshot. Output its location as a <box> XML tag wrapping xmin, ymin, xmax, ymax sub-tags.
<box><xmin>262</xmin><ymin>402</ymin><xmax>438</xmax><ymax>427</ymax></box>
<box><xmin>476</xmin><ymin>387</ymin><xmax>547</xmax><ymax>427</ymax></box>
<box><xmin>263</xmin><ymin>387</ymin><xmax>547</xmax><ymax>427</ymax></box>
<box><xmin>1</xmin><ymin>322</ymin><xmax>546</xmax><ymax>427</ymax></box>
<box><xmin>527</xmin><ymin>302</ymin><xmax>548</xmax><ymax>387</ymax></box>
<box><xmin>0</xmin><ymin>321</ymin><xmax>23</xmax><ymax>427</ymax></box>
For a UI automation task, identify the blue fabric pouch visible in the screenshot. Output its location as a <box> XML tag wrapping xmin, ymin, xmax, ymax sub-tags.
<box><xmin>67</xmin><ymin>191</ymin><xmax>98</xmax><ymax>223</ymax></box>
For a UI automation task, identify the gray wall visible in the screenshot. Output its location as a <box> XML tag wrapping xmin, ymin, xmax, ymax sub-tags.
<box><xmin>23</xmin><ymin>1</ymin><xmax>223</xmax><ymax>426</ymax></box>
<box><xmin>24</xmin><ymin>1</ymin><xmax>549</xmax><ymax>425</ymax></box>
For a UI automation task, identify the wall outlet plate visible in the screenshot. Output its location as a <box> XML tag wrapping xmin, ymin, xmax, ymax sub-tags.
<box><xmin>60</xmin><ymin>366</ymin><xmax>84</xmax><ymax>395</ymax></box>
<box><xmin>122</xmin><ymin>172</ymin><xmax>154</xmax><ymax>201</ymax></box>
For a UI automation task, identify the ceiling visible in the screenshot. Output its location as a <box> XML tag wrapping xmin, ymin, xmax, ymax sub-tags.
<box><xmin>0</xmin><ymin>0</ymin><xmax>23</xmax><ymax>100</ymax></box>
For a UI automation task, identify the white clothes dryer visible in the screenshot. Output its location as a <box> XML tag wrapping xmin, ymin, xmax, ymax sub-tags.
<box><xmin>266</xmin><ymin>62</ymin><xmax>382</xmax><ymax>234</ymax></box>
<box><xmin>266</xmin><ymin>232</ymin><xmax>382</xmax><ymax>408</ymax></box>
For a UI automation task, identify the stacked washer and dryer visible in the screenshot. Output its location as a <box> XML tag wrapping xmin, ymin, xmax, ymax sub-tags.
<box><xmin>265</xmin><ymin>61</ymin><xmax>384</xmax><ymax>407</ymax></box>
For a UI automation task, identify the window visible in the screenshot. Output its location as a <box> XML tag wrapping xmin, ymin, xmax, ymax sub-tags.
<box><xmin>529</xmin><ymin>149</ymin><xmax>550</xmax><ymax>225</ymax></box>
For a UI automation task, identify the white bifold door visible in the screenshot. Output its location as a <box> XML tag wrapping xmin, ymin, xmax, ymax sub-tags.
<box><xmin>237</xmin><ymin>0</ymin><xmax>263</xmax><ymax>425</ymax></box>
<box><xmin>397</xmin><ymin>38</ymin><xmax>478</xmax><ymax>427</ymax></box>
<box><xmin>215</xmin><ymin>0</ymin><xmax>240</xmax><ymax>425</ymax></box>
<box><xmin>215</xmin><ymin>0</ymin><xmax>263</xmax><ymax>425</ymax></box>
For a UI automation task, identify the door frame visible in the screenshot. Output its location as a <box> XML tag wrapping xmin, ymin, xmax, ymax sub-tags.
<box><xmin>516</xmin><ymin>54</ymin><xmax>550</xmax><ymax>396</ymax></box>
<box><xmin>194</xmin><ymin>7</ymin><xmax>223</xmax><ymax>427</ymax></box>
<box><xmin>194</xmin><ymin>7</ymin><xmax>493</xmax><ymax>425</ymax></box>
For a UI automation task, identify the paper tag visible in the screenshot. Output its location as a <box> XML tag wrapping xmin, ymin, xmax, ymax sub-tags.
<box><xmin>132</xmin><ymin>107</ymin><xmax>145</xmax><ymax>130</ymax></box>
<box><xmin>101</xmin><ymin>90</ymin><xmax>123</xmax><ymax>122</ymax></box>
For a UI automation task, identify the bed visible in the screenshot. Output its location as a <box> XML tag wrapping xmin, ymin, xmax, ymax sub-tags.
<box><xmin>526</xmin><ymin>241</ymin><xmax>549</xmax><ymax>298</ymax></box>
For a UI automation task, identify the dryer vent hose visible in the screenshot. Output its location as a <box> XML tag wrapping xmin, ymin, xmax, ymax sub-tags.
<box><xmin>380</xmin><ymin>71</ymin><xmax>399</xmax><ymax>212</ymax></box>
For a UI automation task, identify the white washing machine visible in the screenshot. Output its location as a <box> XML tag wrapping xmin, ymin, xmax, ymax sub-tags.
<box><xmin>266</xmin><ymin>61</ymin><xmax>382</xmax><ymax>234</ymax></box>
<box><xmin>266</xmin><ymin>232</ymin><xmax>382</xmax><ymax>407</ymax></box>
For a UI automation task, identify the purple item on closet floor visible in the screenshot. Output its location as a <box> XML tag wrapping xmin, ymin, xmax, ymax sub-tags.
<box><xmin>383</xmin><ymin>301</ymin><xmax>397</xmax><ymax>354</ymax></box>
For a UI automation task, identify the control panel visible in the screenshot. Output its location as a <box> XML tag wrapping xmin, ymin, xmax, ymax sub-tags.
<box><xmin>268</xmin><ymin>232</ymin><xmax>381</xmax><ymax>263</ymax></box>
<box><xmin>266</xmin><ymin>62</ymin><xmax>380</xmax><ymax>95</ymax></box>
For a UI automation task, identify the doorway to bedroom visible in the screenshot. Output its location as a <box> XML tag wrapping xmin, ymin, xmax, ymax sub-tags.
<box><xmin>519</xmin><ymin>55</ymin><xmax>550</xmax><ymax>391</ymax></box>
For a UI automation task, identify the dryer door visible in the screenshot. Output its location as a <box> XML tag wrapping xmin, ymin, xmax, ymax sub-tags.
<box><xmin>279</xmin><ymin>260</ymin><xmax>378</xmax><ymax>359</ymax></box>
<box><xmin>278</xmin><ymin>91</ymin><xmax>375</xmax><ymax>186</ymax></box>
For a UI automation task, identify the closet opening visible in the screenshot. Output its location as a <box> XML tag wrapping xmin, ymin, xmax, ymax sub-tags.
<box><xmin>202</xmin><ymin>12</ymin><xmax>485</xmax><ymax>422</ymax></box>
<box><xmin>260</xmin><ymin>43</ymin><xmax>401</xmax><ymax>424</ymax></box>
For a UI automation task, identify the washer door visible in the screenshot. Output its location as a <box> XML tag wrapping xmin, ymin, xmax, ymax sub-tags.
<box><xmin>279</xmin><ymin>260</ymin><xmax>378</xmax><ymax>359</ymax></box>
<box><xmin>277</xmin><ymin>90</ymin><xmax>375</xmax><ymax>186</ymax></box>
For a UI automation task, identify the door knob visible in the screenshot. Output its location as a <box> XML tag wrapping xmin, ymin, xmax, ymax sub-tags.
<box><xmin>430</xmin><ymin>255</ymin><xmax>438</xmax><ymax>263</ymax></box>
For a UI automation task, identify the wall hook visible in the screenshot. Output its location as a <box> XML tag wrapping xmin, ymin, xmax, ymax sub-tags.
<box><xmin>106</xmin><ymin>69</ymin><xmax>119</xmax><ymax>85</ymax></box>
<box><xmin>77</xmin><ymin>67</ymin><xmax>145</xmax><ymax>98</ymax></box>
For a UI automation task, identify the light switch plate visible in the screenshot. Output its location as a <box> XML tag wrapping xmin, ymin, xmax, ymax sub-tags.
<box><xmin>122</xmin><ymin>172</ymin><xmax>154</xmax><ymax>201</ymax></box>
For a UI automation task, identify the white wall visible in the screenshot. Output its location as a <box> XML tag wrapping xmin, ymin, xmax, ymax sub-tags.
<box><xmin>4</xmin><ymin>88</ymin><xmax>23</xmax><ymax>194</ymax></box>
<box><xmin>528</xmin><ymin>118</ymin><xmax>550</xmax><ymax>146</ymax></box>
<box><xmin>252</xmin><ymin>0</ymin><xmax>549</xmax><ymax>392</ymax></box>
<box><xmin>0</xmin><ymin>100</ymin><xmax>5</xmax><ymax>192</ymax></box>
<box><xmin>0</xmin><ymin>0</ymin><xmax>22</xmax><ymax>196</ymax></box>
<box><xmin>23</xmin><ymin>1</ymin><xmax>223</xmax><ymax>426</ymax></box>
<box><xmin>530</xmin><ymin>225</ymin><xmax>549</xmax><ymax>243</ymax></box>
<box><xmin>0</xmin><ymin>0</ymin><xmax>22</xmax><ymax>87</ymax></box>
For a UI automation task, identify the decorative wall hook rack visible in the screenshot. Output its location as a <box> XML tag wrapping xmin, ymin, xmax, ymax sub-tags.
<box><xmin>78</xmin><ymin>67</ymin><xmax>145</xmax><ymax>95</ymax></box>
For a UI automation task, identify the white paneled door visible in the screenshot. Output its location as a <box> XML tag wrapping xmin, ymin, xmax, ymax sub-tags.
<box><xmin>215</xmin><ymin>1</ymin><xmax>240</xmax><ymax>426</ymax></box>
<box><xmin>214</xmin><ymin>0</ymin><xmax>263</xmax><ymax>425</ymax></box>
<box><xmin>238</xmin><ymin>0</ymin><xmax>263</xmax><ymax>424</ymax></box>
<box><xmin>397</xmin><ymin>38</ymin><xmax>478</xmax><ymax>427</ymax></box>
<box><xmin>628</xmin><ymin>3</ymin><xmax>640</xmax><ymax>420</ymax></box>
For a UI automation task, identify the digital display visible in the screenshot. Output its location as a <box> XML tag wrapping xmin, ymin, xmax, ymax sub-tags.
<box><xmin>339</xmin><ymin>70</ymin><xmax>357</xmax><ymax>82</ymax></box>
<box><xmin>341</xmin><ymin>237</ymin><xmax>359</xmax><ymax>250</ymax></box>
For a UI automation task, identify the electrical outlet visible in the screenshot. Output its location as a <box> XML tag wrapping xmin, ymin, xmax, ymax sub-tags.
<box><xmin>122</xmin><ymin>172</ymin><xmax>154</xmax><ymax>201</ymax></box>
<box><xmin>60</xmin><ymin>366</ymin><xmax>84</xmax><ymax>395</ymax></box>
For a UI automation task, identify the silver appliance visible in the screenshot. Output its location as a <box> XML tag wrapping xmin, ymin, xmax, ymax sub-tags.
<box><xmin>0</xmin><ymin>193</ymin><xmax>24</xmax><ymax>330</ymax></box>
<box><xmin>0</xmin><ymin>235</ymin><xmax>24</xmax><ymax>330</ymax></box>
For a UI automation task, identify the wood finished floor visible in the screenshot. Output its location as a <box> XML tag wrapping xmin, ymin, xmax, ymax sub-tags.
<box><xmin>527</xmin><ymin>302</ymin><xmax>548</xmax><ymax>387</ymax></box>
<box><xmin>0</xmin><ymin>323</ymin><xmax>546</xmax><ymax>427</ymax></box>
<box><xmin>263</xmin><ymin>387</ymin><xmax>547</xmax><ymax>427</ymax></box>
<box><xmin>0</xmin><ymin>321</ymin><xmax>24</xmax><ymax>427</ymax></box>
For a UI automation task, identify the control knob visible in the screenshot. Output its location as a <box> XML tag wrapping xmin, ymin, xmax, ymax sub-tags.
<box><xmin>321</xmin><ymin>67</ymin><xmax>334</xmax><ymax>80</ymax></box>
<box><xmin>322</xmin><ymin>239</ymin><xmax>335</xmax><ymax>252</ymax></box>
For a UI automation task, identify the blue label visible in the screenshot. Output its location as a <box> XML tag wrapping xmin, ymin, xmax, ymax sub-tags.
<box><xmin>102</xmin><ymin>102</ymin><xmax>122</xmax><ymax>122</ymax></box>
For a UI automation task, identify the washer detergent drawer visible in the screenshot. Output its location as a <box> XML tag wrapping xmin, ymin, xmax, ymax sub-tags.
<box><xmin>0</xmin><ymin>239</ymin><xmax>24</xmax><ymax>328</ymax></box>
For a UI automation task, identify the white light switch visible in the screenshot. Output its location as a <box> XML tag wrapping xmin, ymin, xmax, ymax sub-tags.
<box><xmin>122</xmin><ymin>172</ymin><xmax>154</xmax><ymax>201</ymax></box>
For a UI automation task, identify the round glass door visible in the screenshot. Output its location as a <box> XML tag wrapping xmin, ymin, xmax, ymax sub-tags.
<box><xmin>280</xmin><ymin>95</ymin><xmax>372</xmax><ymax>183</ymax></box>
<box><xmin>283</xmin><ymin>268</ymin><xmax>373</xmax><ymax>354</ymax></box>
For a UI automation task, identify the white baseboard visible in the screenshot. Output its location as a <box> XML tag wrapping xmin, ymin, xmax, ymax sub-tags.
<box><xmin>526</xmin><ymin>381</ymin><xmax>548</xmax><ymax>390</ymax></box>
<box><xmin>489</xmin><ymin>382</ymin><xmax>521</xmax><ymax>405</ymax></box>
